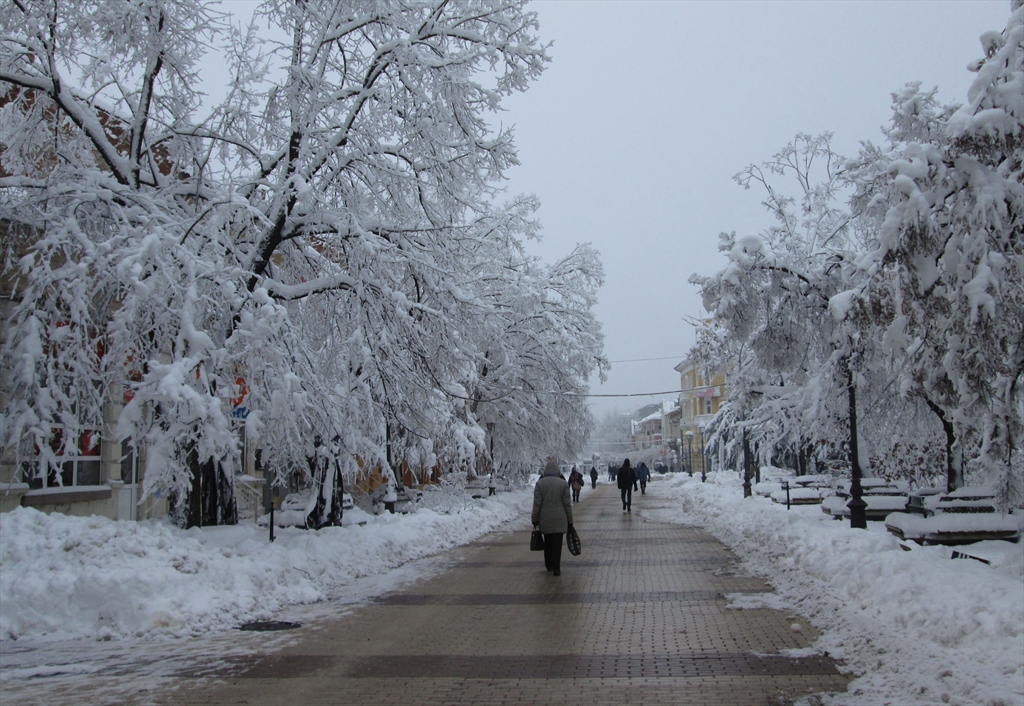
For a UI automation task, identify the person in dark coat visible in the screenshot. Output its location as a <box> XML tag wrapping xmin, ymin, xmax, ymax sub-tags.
<box><xmin>569</xmin><ymin>467</ymin><xmax>584</xmax><ymax>502</ymax></box>
<box><xmin>636</xmin><ymin>462</ymin><xmax>650</xmax><ymax>494</ymax></box>
<box><xmin>532</xmin><ymin>458</ymin><xmax>574</xmax><ymax>576</ymax></box>
<box><xmin>617</xmin><ymin>458</ymin><xmax>638</xmax><ymax>513</ymax></box>
<box><xmin>589</xmin><ymin>466</ymin><xmax>598</xmax><ymax>489</ymax></box>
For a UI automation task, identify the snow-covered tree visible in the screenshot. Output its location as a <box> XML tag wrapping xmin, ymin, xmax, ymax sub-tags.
<box><xmin>587</xmin><ymin>407</ymin><xmax>635</xmax><ymax>466</ymax></box>
<box><xmin>1</xmin><ymin>0</ymin><xmax>604</xmax><ymax>524</ymax></box>
<box><xmin>694</xmin><ymin>4</ymin><xmax>1023</xmax><ymax>508</ymax></box>
<box><xmin>691</xmin><ymin>133</ymin><xmax>952</xmax><ymax>502</ymax></box>
<box><xmin>468</xmin><ymin>242</ymin><xmax>608</xmax><ymax>471</ymax></box>
<box><xmin>692</xmin><ymin>135</ymin><xmax>862</xmax><ymax>473</ymax></box>
<box><xmin>848</xmin><ymin>2</ymin><xmax>1023</xmax><ymax>505</ymax></box>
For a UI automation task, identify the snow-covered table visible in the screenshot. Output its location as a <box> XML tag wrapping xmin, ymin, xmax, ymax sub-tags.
<box><xmin>770</xmin><ymin>487</ymin><xmax>823</xmax><ymax>505</ymax></box>
<box><xmin>885</xmin><ymin>510</ymin><xmax>1022</xmax><ymax>545</ymax></box>
<box><xmin>821</xmin><ymin>493</ymin><xmax>908</xmax><ymax>521</ymax></box>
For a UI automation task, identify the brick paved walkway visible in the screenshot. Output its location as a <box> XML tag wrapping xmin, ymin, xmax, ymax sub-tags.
<box><xmin>144</xmin><ymin>482</ymin><xmax>849</xmax><ymax>705</ymax></box>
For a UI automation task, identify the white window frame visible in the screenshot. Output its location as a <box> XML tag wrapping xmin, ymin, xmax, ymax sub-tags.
<box><xmin>24</xmin><ymin>427</ymin><xmax>103</xmax><ymax>488</ymax></box>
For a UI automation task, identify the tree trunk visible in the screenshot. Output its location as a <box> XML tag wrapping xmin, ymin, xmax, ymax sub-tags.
<box><xmin>200</xmin><ymin>458</ymin><xmax>218</xmax><ymax>527</ymax></box>
<box><xmin>183</xmin><ymin>442</ymin><xmax>236</xmax><ymax>528</ymax></box>
<box><xmin>328</xmin><ymin>460</ymin><xmax>344</xmax><ymax>527</ymax></box>
<box><xmin>217</xmin><ymin>461</ymin><xmax>237</xmax><ymax>525</ymax></box>
<box><xmin>184</xmin><ymin>442</ymin><xmax>201</xmax><ymax>528</ymax></box>
<box><xmin>306</xmin><ymin>452</ymin><xmax>344</xmax><ymax>529</ymax></box>
<box><xmin>924</xmin><ymin>397</ymin><xmax>958</xmax><ymax>493</ymax></box>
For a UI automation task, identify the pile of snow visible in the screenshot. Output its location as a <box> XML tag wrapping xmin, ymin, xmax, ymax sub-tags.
<box><xmin>647</xmin><ymin>472</ymin><xmax>1024</xmax><ymax>706</ymax></box>
<box><xmin>0</xmin><ymin>488</ymin><xmax>533</xmax><ymax>643</ymax></box>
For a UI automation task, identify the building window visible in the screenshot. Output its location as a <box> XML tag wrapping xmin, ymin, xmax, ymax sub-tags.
<box><xmin>121</xmin><ymin>441</ymin><xmax>137</xmax><ymax>485</ymax></box>
<box><xmin>705</xmin><ymin>399</ymin><xmax>713</xmax><ymax>415</ymax></box>
<box><xmin>23</xmin><ymin>428</ymin><xmax>102</xmax><ymax>488</ymax></box>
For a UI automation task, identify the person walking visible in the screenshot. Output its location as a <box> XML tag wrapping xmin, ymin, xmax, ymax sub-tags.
<box><xmin>637</xmin><ymin>462</ymin><xmax>650</xmax><ymax>495</ymax></box>
<box><xmin>532</xmin><ymin>458</ymin><xmax>574</xmax><ymax>576</ymax></box>
<box><xmin>569</xmin><ymin>467</ymin><xmax>584</xmax><ymax>503</ymax></box>
<box><xmin>589</xmin><ymin>466</ymin><xmax>598</xmax><ymax>489</ymax></box>
<box><xmin>617</xmin><ymin>458</ymin><xmax>638</xmax><ymax>513</ymax></box>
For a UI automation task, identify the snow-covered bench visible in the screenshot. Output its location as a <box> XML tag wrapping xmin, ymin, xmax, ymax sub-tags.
<box><xmin>903</xmin><ymin>486</ymin><xmax>945</xmax><ymax>516</ymax></box>
<box><xmin>885</xmin><ymin>488</ymin><xmax>1022</xmax><ymax>545</ymax></box>
<box><xmin>753</xmin><ymin>480</ymin><xmax>781</xmax><ymax>497</ymax></box>
<box><xmin>821</xmin><ymin>479</ymin><xmax>907</xmax><ymax>521</ymax></box>
<box><xmin>822</xmin><ymin>493</ymin><xmax>908</xmax><ymax>521</ymax></box>
<box><xmin>770</xmin><ymin>485</ymin><xmax>824</xmax><ymax>505</ymax></box>
<box><xmin>885</xmin><ymin>511</ymin><xmax>1021</xmax><ymax>545</ymax></box>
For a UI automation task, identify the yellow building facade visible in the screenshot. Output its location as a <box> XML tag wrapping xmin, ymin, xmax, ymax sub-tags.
<box><xmin>673</xmin><ymin>361</ymin><xmax>727</xmax><ymax>475</ymax></box>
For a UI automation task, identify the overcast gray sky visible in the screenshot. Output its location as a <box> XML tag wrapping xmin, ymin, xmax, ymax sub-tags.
<box><xmin>213</xmin><ymin>0</ymin><xmax>1012</xmax><ymax>419</ymax></box>
<box><xmin>495</xmin><ymin>0</ymin><xmax>1011</xmax><ymax>417</ymax></box>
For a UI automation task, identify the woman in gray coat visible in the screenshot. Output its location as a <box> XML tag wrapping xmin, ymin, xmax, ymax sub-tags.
<box><xmin>532</xmin><ymin>458</ymin><xmax>574</xmax><ymax>576</ymax></box>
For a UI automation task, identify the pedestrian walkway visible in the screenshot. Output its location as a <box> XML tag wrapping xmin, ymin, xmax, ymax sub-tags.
<box><xmin>150</xmin><ymin>482</ymin><xmax>849</xmax><ymax>705</ymax></box>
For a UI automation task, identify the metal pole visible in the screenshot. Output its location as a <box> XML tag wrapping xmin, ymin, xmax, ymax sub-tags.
<box><xmin>742</xmin><ymin>427</ymin><xmax>752</xmax><ymax>498</ymax></box>
<box><xmin>699</xmin><ymin>427</ymin><xmax>707</xmax><ymax>482</ymax></box>
<box><xmin>754</xmin><ymin>442</ymin><xmax>761</xmax><ymax>485</ymax></box>
<box><xmin>845</xmin><ymin>358</ymin><xmax>867</xmax><ymax>529</ymax></box>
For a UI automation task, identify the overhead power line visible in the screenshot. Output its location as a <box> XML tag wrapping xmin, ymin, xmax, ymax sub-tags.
<box><xmin>536</xmin><ymin>389</ymin><xmax>680</xmax><ymax>398</ymax></box>
<box><xmin>608</xmin><ymin>355</ymin><xmax>686</xmax><ymax>364</ymax></box>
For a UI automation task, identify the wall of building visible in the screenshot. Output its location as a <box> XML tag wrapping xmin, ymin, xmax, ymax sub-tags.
<box><xmin>675</xmin><ymin>361</ymin><xmax>727</xmax><ymax>475</ymax></box>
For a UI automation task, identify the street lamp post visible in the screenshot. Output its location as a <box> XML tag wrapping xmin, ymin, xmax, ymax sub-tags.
<box><xmin>698</xmin><ymin>424</ymin><xmax>707</xmax><ymax>483</ymax></box>
<box><xmin>685</xmin><ymin>431</ymin><xmax>694</xmax><ymax>477</ymax></box>
<box><xmin>844</xmin><ymin>359</ymin><xmax>867</xmax><ymax>529</ymax></box>
<box><xmin>742</xmin><ymin>427</ymin><xmax>752</xmax><ymax>498</ymax></box>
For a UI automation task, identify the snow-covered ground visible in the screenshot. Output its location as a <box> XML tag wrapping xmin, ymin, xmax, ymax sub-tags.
<box><xmin>0</xmin><ymin>487</ymin><xmax>534</xmax><ymax>643</ymax></box>
<box><xmin>645</xmin><ymin>472</ymin><xmax>1024</xmax><ymax>706</ymax></box>
<box><xmin>2</xmin><ymin>473</ymin><xmax>1022</xmax><ymax>706</ymax></box>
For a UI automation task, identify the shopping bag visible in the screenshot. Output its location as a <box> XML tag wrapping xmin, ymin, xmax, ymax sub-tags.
<box><xmin>566</xmin><ymin>525</ymin><xmax>581</xmax><ymax>556</ymax></box>
<box><xmin>530</xmin><ymin>528</ymin><xmax>545</xmax><ymax>551</ymax></box>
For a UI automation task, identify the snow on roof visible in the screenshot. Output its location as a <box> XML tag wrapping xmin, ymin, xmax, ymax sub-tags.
<box><xmin>639</xmin><ymin>409</ymin><xmax>662</xmax><ymax>424</ymax></box>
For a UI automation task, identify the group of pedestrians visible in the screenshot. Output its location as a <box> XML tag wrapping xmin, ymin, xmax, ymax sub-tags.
<box><xmin>532</xmin><ymin>456</ymin><xmax>654</xmax><ymax>576</ymax></box>
<box><xmin>566</xmin><ymin>465</ymin><xmax>600</xmax><ymax>501</ymax></box>
<box><xmin>613</xmin><ymin>458</ymin><xmax>650</xmax><ymax>512</ymax></box>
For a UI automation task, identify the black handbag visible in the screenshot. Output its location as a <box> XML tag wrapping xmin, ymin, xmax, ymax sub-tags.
<box><xmin>566</xmin><ymin>525</ymin><xmax>581</xmax><ymax>556</ymax></box>
<box><xmin>530</xmin><ymin>528</ymin><xmax>545</xmax><ymax>551</ymax></box>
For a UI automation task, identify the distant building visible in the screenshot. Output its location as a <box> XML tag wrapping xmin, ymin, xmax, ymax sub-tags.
<box><xmin>660</xmin><ymin>399</ymin><xmax>681</xmax><ymax>471</ymax></box>
<box><xmin>631</xmin><ymin>408</ymin><xmax>663</xmax><ymax>451</ymax></box>
<box><xmin>674</xmin><ymin>360</ymin><xmax>727</xmax><ymax>475</ymax></box>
